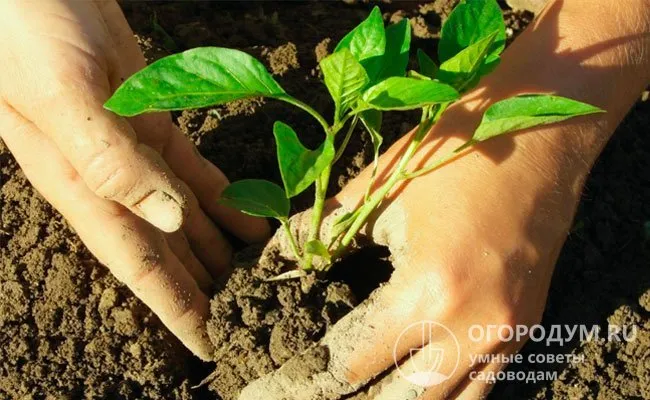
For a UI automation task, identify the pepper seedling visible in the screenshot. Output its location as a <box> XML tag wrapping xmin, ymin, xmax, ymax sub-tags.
<box><xmin>105</xmin><ymin>0</ymin><xmax>603</xmax><ymax>271</ymax></box>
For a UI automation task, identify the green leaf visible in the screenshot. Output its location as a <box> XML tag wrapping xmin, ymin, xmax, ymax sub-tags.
<box><xmin>437</xmin><ymin>30</ymin><xmax>498</xmax><ymax>91</ymax></box>
<box><xmin>305</xmin><ymin>240</ymin><xmax>331</xmax><ymax>262</ymax></box>
<box><xmin>218</xmin><ymin>179</ymin><xmax>289</xmax><ymax>219</ymax></box>
<box><xmin>363</xmin><ymin>18</ymin><xmax>412</xmax><ymax>83</ymax></box>
<box><xmin>335</xmin><ymin>6</ymin><xmax>386</xmax><ymax>62</ymax></box>
<box><xmin>361</xmin><ymin>77</ymin><xmax>459</xmax><ymax>111</ymax></box>
<box><xmin>473</xmin><ymin>94</ymin><xmax>605</xmax><ymax>142</ymax></box>
<box><xmin>320</xmin><ymin>49</ymin><xmax>369</xmax><ymax>120</ymax></box>
<box><xmin>438</xmin><ymin>0</ymin><xmax>505</xmax><ymax>63</ymax></box>
<box><xmin>417</xmin><ymin>49</ymin><xmax>438</xmax><ymax>78</ymax></box>
<box><xmin>274</xmin><ymin>121</ymin><xmax>335</xmax><ymax>198</ymax></box>
<box><xmin>359</xmin><ymin>109</ymin><xmax>383</xmax><ymax>170</ymax></box>
<box><xmin>105</xmin><ymin>47</ymin><xmax>285</xmax><ymax>116</ymax></box>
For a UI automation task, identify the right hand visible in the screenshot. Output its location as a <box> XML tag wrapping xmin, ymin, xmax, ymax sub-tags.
<box><xmin>0</xmin><ymin>0</ymin><xmax>269</xmax><ymax>360</ymax></box>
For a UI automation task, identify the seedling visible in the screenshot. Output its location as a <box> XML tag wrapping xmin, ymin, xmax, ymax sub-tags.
<box><xmin>105</xmin><ymin>0</ymin><xmax>603</xmax><ymax>271</ymax></box>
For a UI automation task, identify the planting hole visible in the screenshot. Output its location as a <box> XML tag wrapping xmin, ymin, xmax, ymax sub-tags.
<box><xmin>328</xmin><ymin>245</ymin><xmax>393</xmax><ymax>302</ymax></box>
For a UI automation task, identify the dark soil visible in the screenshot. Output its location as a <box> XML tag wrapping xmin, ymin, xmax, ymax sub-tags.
<box><xmin>0</xmin><ymin>1</ymin><xmax>648</xmax><ymax>400</ymax></box>
<box><xmin>206</xmin><ymin>245</ymin><xmax>356</xmax><ymax>400</ymax></box>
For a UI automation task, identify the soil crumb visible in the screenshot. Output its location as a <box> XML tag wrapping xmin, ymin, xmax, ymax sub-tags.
<box><xmin>264</xmin><ymin>42</ymin><xmax>300</xmax><ymax>76</ymax></box>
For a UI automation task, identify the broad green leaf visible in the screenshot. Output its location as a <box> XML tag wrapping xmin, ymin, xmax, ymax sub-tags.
<box><xmin>361</xmin><ymin>77</ymin><xmax>459</xmax><ymax>111</ymax></box>
<box><xmin>417</xmin><ymin>49</ymin><xmax>438</xmax><ymax>78</ymax></box>
<box><xmin>105</xmin><ymin>47</ymin><xmax>285</xmax><ymax>116</ymax></box>
<box><xmin>363</xmin><ymin>19</ymin><xmax>412</xmax><ymax>83</ymax></box>
<box><xmin>360</xmin><ymin>109</ymin><xmax>383</xmax><ymax>171</ymax></box>
<box><xmin>473</xmin><ymin>94</ymin><xmax>604</xmax><ymax>142</ymax></box>
<box><xmin>218</xmin><ymin>179</ymin><xmax>289</xmax><ymax>219</ymax></box>
<box><xmin>335</xmin><ymin>6</ymin><xmax>386</xmax><ymax>62</ymax></box>
<box><xmin>305</xmin><ymin>240</ymin><xmax>331</xmax><ymax>262</ymax></box>
<box><xmin>438</xmin><ymin>0</ymin><xmax>505</xmax><ymax>63</ymax></box>
<box><xmin>437</xmin><ymin>30</ymin><xmax>498</xmax><ymax>91</ymax></box>
<box><xmin>320</xmin><ymin>49</ymin><xmax>369</xmax><ymax>120</ymax></box>
<box><xmin>274</xmin><ymin>122</ymin><xmax>335</xmax><ymax>198</ymax></box>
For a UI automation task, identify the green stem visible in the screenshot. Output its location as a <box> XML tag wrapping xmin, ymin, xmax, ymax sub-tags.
<box><xmin>333</xmin><ymin>141</ymin><xmax>418</xmax><ymax>257</ymax></box>
<box><xmin>333</xmin><ymin>116</ymin><xmax>359</xmax><ymax>163</ymax></box>
<box><xmin>276</xmin><ymin>95</ymin><xmax>330</xmax><ymax>133</ymax></box>
<box><xmin>402</xmin><ymin>141</ymin><xmax>473</xmax><ymax>180</ymax></box>
<box><xmin>303</xmin><ymin>165</ymin><xmax>332</xmax><ymax>270</ymax></box>
<box><xmin>280</xmin><ymin>218</ymin><xmax>302</xmax><ymax>261</ymax></box>
<box><xmin>333</xmin><ymin>117</ymin><xmax>435</xmax><ymax>258</ymax></box>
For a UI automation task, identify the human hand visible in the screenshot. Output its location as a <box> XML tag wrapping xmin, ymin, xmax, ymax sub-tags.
<box><xmin>240</xmin><ymin>0</ymin><xmax>650</xmax><ymax>397</ymax></box>
<box><xmin>240</xmin><ymin>102</ymin><xmax>578</xmax><ymax>399</ymax></box>
<box><xmin>0</xmin><ymin>0</ymin><xmax>269</xmax><ymax>360</ymax></box>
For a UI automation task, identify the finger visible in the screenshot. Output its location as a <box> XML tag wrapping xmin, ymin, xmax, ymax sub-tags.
<box><xmin>97</xmin><ymin>0</ymin><xmax>271</xmax><ymax>243</ymax></box>
<box><xmin>0</xmin><ymin>103</ymin><xmax>214</xmax><ymax>360</ymax></box>
<box><xmin>95</xmin><ymin>0</ymin><xmax>170</xmax><ymax>150</ymax></box>
<box><xmin>448</xmin><ymin>360</ymin><xmax>507</xmax><ymax>400</ymax></box>
<box><xmin>367</xmin><ymin>338</ymin><xmax>484</xmax><ymax>400</ymax></box>
<box><xmin>1</xmin><ymin>2</ymin><xmax>190</xmax><ymax>232</ymax></box>
<box><xmin>182</xmin><ymin>192</ymin><xmax>233</xmax><ymax>277</ymax></box>
<box><xmin>354</xmin><ymin>332</ymin><xmax>514</xmax><ymax>400</ymax></box>
<box><xmin>164</xmin><ymin>128</ymin><xmax>271</xmax><ymax>243</ymax></box>
<box><xmin>165</xmin><ymin>231</ymin><xmax>214</xmax><ymax>291</ymax></box>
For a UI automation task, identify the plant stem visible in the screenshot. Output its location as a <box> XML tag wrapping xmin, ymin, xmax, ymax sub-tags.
<box><xmin>402</xmin><ymin>140</ymin><xmax>473</xmax><ymax>180</ymax></box>
<box><xmin>333</xmin><ymin>117</ymin><xmax>434</xmax><ymax>258</ymax></box>
<box><xmin>333</xmin><ymin>116</ymin><xmax>359</xmax><ymax>163</ymax></box>
<box><xmin>280</xmin><ymin>218</ymin><xmax>302</xmax><ymax>261</ymax></box>
<box><xmin>276</xmin><ymin>95</ymin><xmax>330</xmax><ymax>133</ymax></box>
<box><xmin>303</xmin><ymin>165</ymin><xmax>332</xmax><ymax>270</ymax></box>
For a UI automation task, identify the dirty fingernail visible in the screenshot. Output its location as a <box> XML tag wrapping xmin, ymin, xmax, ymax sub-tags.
<box><xmin>137</xmin><ymin>191</ymin><xmax>184</xmax><ymax>232</ymax></box>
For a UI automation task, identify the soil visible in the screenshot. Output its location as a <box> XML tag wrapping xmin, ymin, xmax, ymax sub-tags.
<box><xmin>0</xmin><ymin>1</ymin><xmax>648</xmax><ymax>400</ymax></box>
<box><xmin>205</xmin><ymin>244</ymin><xmax>356</xmax><ymax>400</ymax></box>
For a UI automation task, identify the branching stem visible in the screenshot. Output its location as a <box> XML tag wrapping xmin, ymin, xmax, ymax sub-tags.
<box><xmin>331</xmin><ymin>107</ymin><xmax>439</xmax><ymax>261</ymax></box>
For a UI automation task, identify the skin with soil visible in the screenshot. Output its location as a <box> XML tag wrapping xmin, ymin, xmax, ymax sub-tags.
<box><xmin>0</xmin><ymin>1</ymin><xmax>648</xmax><ymax>399</ymax></box>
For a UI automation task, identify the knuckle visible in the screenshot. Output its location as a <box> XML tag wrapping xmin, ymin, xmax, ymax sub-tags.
<box><xmin>41</xmin><ymin>64</ymin><xmax>110</xmax><ymax>107</ymax></box>
<box><xmin>85</xmin><ymin>157</ymin><xmax>139</xmax><ymax>203</ymax></box>
<box><xmin>120</xmin><ymin>238</ymin><xmax>167</xmax><ymax>289</ymax></box>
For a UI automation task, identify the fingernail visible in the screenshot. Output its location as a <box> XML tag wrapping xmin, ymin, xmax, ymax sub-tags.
<box><xmin>137</xmin><ymin>191</ymin><xmax>184</xmax><ymax>232</ymax></box>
